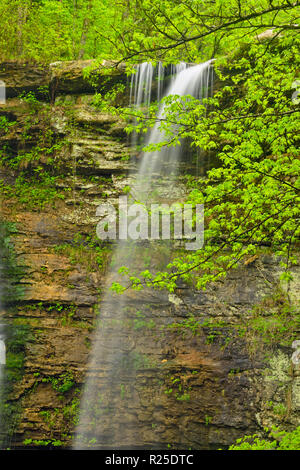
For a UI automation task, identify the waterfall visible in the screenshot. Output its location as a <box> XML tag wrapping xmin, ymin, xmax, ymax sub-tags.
<box><xmin>137</xmin><ymin>61</ymin><xmax>213</xmax><ymax>196</ymax></box>
<box><xmin>74</xmin><ymin>60</ymin><xmax>213</xmax><ymax>449</ymax></box>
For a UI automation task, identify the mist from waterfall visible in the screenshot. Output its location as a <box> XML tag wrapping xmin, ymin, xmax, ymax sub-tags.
<box><xmin>74</xmin><ymin>60</ymin><xmax>213</xmax><ymax>449</ymax></box>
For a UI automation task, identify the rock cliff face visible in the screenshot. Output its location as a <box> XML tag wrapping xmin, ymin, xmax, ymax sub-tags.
<box><xmin>0</xmin><ymin>61</ymin><xmax>299</xmax><ymax>449</ymax></box>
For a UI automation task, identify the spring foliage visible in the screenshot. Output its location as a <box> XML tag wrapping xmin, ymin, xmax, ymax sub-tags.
<box><xmin>105</xmin><ymin>2</ymin><xmax>300</xmax><ymax>293</ymax></box>
<box><xmin>1</xmin><ymin>1</ymin><xmax>299</xmax><ymax>291</ymax></box>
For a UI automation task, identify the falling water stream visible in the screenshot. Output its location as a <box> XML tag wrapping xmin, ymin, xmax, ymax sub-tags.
<box><xmin>74</xmin><ymin>61</ymin><xmax>213</xmax><ymax>449</ymax></box>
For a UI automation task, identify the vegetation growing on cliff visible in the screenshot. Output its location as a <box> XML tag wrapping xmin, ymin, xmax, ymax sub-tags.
<box><xmin>229</xmin><ymin>426</ymin><xmax>300</xmax><ymax>450</ymax></box>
